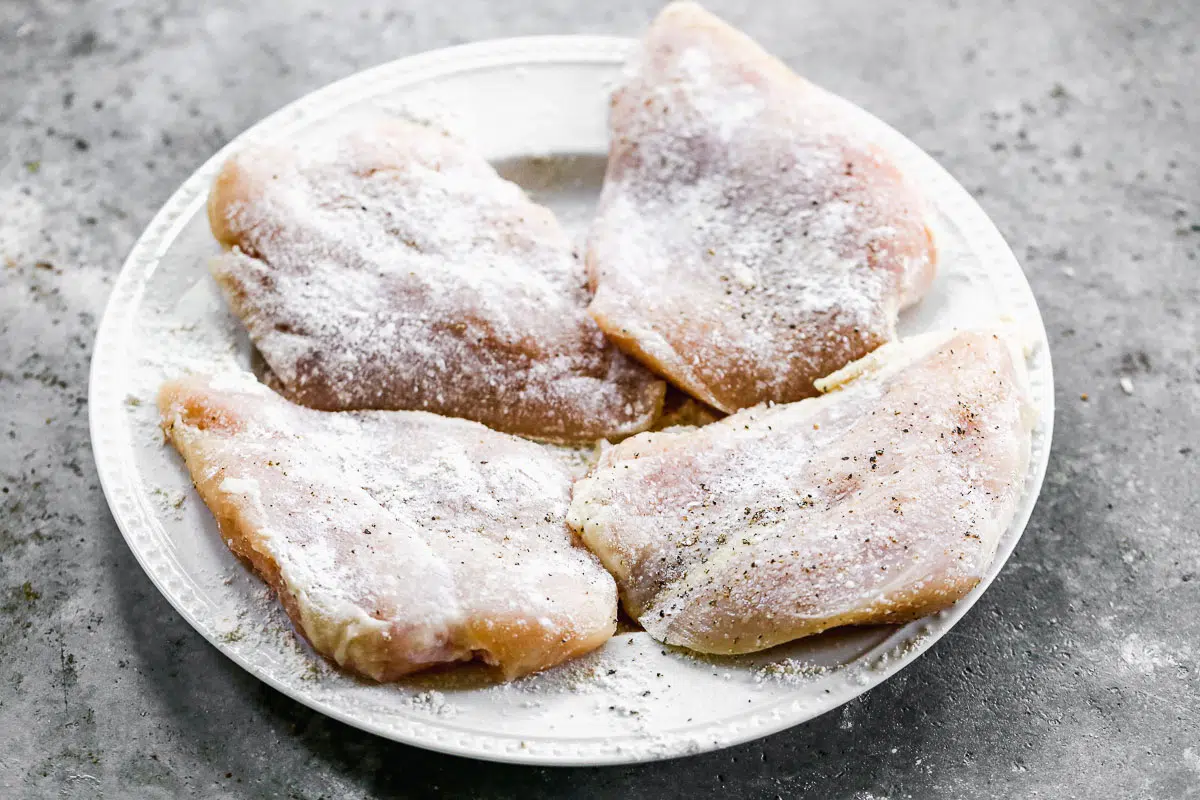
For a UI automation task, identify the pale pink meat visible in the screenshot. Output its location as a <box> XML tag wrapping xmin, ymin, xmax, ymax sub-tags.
<box><xmin>160</xmin><ymin>373</ymin><xmax>618</xmax><ymax>680</ymax></box>
<box><xmin>587</xmin><ymin>2</ymin><xmax>937</xmax><ymax>413</ymax></box>
<box><xmin>208</xmin><ymin>117</ymin><xmax>664</xmax><ymax>442</ymax></box>
<box><xmin>568</xmin><ymin>331</ymin><xmax>1035</xmax><ymax>655</ymax></box>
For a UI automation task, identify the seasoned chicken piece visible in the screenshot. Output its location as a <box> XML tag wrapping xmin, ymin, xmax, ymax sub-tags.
<box><xmin>587</xmin><ymin>2</ymin><xmax>936</xmax><ymax>413</ymax></box>
<box><xmin>160</xmin><ymin>373</ymin><xmax>617</xmax><ymax>680</ymax></box>
<box><xmin>208</xmin><ymin>117</ymin><xmax>664</xmax><ymax>442</ymax></box>
<box><xmin>568</xmin><ymin>330</ymin><xmax>1034</xmax><ymax>655</ymax></box>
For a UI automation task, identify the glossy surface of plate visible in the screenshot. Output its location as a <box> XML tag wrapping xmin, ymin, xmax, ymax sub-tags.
<box><xmin>88</xmin><ymin>36</ymin><xmax>1054</xmax><ymax>766</ymax></box>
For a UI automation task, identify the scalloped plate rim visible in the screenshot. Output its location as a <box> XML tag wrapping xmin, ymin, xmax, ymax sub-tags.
<box><xmin>88</xmin><ymin>34</ymin><xmax>1054</xmax><ymax>766</ymax></box>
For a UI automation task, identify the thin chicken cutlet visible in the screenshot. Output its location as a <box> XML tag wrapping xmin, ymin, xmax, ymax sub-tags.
<box><xmin>208</xmin><ymin>117</ymin><xmax>664</xmax><ymax>441</ymax></box>
<box><xmin>160</xmin><ymin>373</ymin><xmax>618</xmax><ymax>680</ymax></box>
<box><xmin>569</xmin><ymin>330</ymin><xmax>1034</xmax><ymax>654</ymax></box>
<box><xmin>588</xmin><ymin>2</ymin><xmax>937</xmax><ymax>413</ymax></box>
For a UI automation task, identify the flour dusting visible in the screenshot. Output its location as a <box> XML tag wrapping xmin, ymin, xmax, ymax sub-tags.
<box><xmin>586</xmin><ymin>3</ymin><xmax>936</xmax><ymax>413</ymax></box>
<box><xmin>207</xmin><ymin>115</ymin><xmax>663</xmax><ymax>440</ymax></box>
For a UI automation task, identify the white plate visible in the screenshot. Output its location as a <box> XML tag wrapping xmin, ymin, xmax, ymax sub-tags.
<box><xmin>88</xmin><ymin>36</ymin><xmax>1054</xmax><ymax>766</ymax></box>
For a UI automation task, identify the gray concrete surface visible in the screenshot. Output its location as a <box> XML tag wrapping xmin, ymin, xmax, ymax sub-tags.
<box><xmin>1</xmin><ymin>0</ymin><xmax>1197</xmax><ymax>797</ymax></box>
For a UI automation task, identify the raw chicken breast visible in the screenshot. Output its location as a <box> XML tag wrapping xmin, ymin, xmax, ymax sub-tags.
<box><xmin>208</xmin><ymin>117</ymin><xmax>664</xmax><ymax>441</ymax></box>
<box><xmin>160</xmin><ymin>373</ymin><xmax>617</xmax><ymax>680</ymax></box>
<box><xmin>587</xmin><ymin>2</ymin><xmax>936</xmax><ymax>413</ymax></box>
<box><xmin>567</xmin><ymin>330</ymin><xmax>1035</xmax><ymax>655</ymax></box>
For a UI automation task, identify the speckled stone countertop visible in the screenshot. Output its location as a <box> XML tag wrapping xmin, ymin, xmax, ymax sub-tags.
<box><xmin>1</xmin><ymin>1</ymin><xmax>1197</xmax><ymax>797</ymax></box>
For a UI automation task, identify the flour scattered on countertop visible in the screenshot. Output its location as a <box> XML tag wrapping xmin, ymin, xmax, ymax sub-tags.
<box><xmin>1118</xmin><ymin>633</ymin><xmax>1185</xmax><ymax>676</ymax></box>
<box><xmin>0</xmin><ymin>188</ymin><xmax>47</xmax><ymax>265</ymax></box>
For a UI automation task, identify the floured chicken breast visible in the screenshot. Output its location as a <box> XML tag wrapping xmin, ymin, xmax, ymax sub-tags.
<box><xmin>568</xmin><ymin>330</ymin><xmax>1035</xmax><ymax>654</ymax></box>
<box><xmin>160</xmin><ymin>373</ymin><xmax>617</xmax><ymax>680</ymax></box>
<box><xmin>587</xmin><ymin>2</ymin><xmax>937</xmax><ymax>413</ymax></box>
<box><xmin>208</xmin><ymin>117</ymin><xmax>664</xmax><ymax>441</ymax></box>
